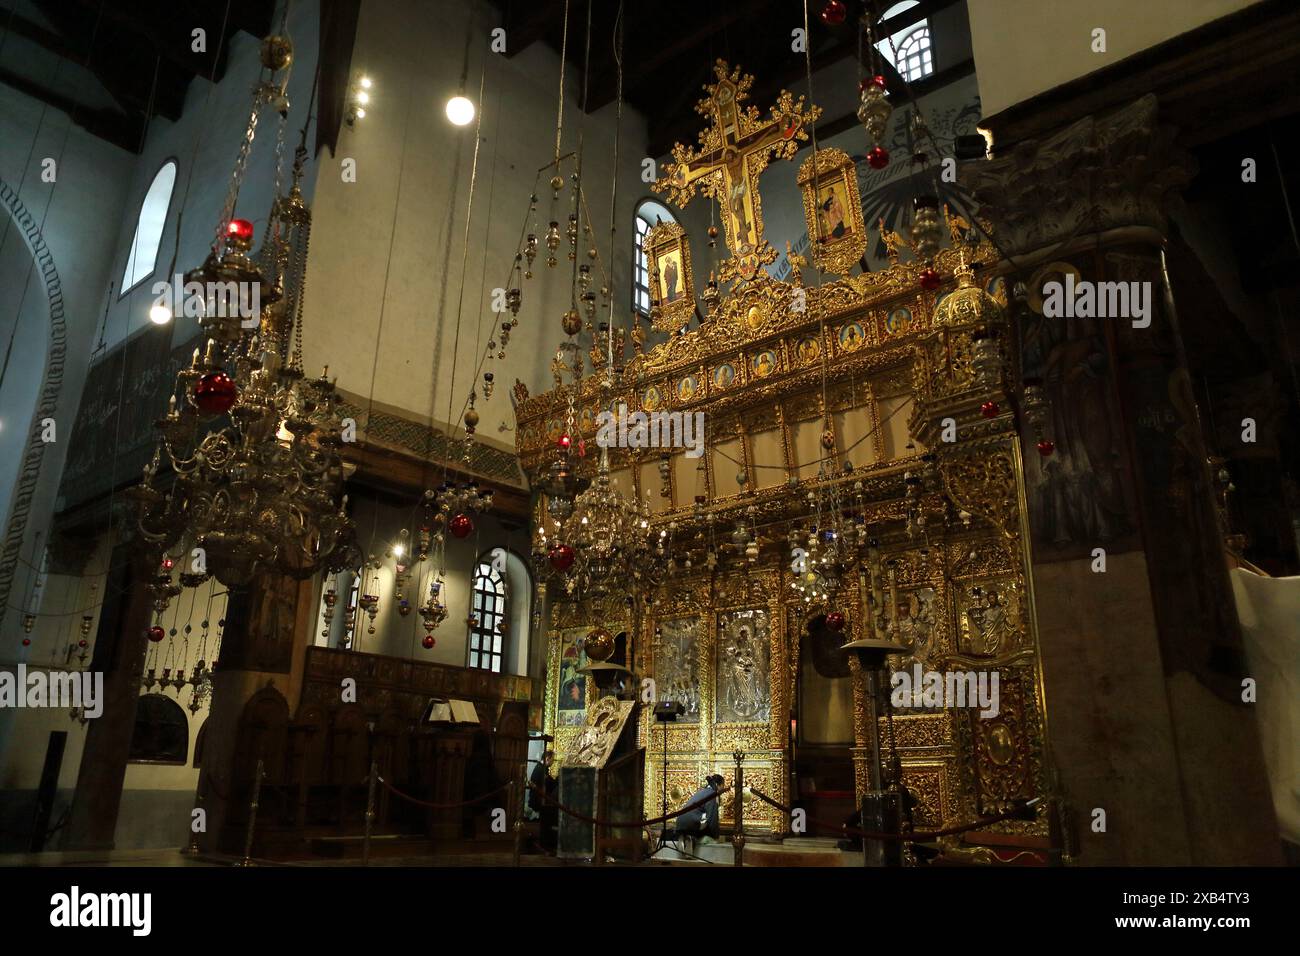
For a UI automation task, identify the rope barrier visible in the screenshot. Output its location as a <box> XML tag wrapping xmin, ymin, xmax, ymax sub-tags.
<box><xmin>747</xmin><ymin>786</ymin><xmax>1034</xmax><ymax>843</ymax></box>
<box><xmin>526</xmin><ymin>780</ymin><xmax>732</xmax><ymax>829</ymax></box>
<box><xmin>377</xmin><ymin>776</ymin><xmax>512</xmax><ymax>811</ymax></box>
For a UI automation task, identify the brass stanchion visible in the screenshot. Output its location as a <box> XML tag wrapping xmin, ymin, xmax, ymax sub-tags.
<box><xmin>731</xmin><ymin>750</ymin><xmax>745</xmax><ymax>867</ymax></box>
<box><xmin>511</xmin><ymin>775</ymin><xmax>523</xmax><ymax>867</ymax></box>
<box><xmin>363</xmin><ymin>760</ymin><xmax>378</xmax><ymax>867</ymax></box>
<box><xmin>180</xmin><ymin>789</ymin><xmax>202</xmax><ymax>856</ymax></box>
<box><xmin>234</xmin><ymin>758</ymin><xmax>264</xmax><ymax>867</ymax></box>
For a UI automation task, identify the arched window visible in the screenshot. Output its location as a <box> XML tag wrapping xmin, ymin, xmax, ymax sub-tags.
<box><xmin>633</xmin><ymin>199</ymin><xmax>676</xmax><ymax>316</ymax></box>
<box><xmin>128</xmin><ymin>693</ymin><xmax>189</xmax><ymax>764</ymax></box>
<box><xmin>876</xmin><ymin>1</ymin><xmax>934</xmax><ymax>83</ymax></box>
<box><xmin>468</xmin><ymin>561</ymin><xmax>506</xmax><ymax>672</ymax></box>
<box><xmin>894</xmin><ymin>27</ymin><xmax>933</xmax><ymax>81</ymax></box>
<box><xmin>121</xmin><ymin>160</ymin><xmax>177</xmax><ymax>294</ymax></box>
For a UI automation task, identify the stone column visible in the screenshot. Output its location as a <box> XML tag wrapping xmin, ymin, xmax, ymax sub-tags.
<box><xmin>963</xmin><ymin>94</ymin><xmax>1280</xmax><ymax>864</ymax></box>
<box><xmin>63</xmin><ymin>548</ymin><xmax>154</xmax><ymax>851</ymax></box>
<box><xmin>195</xmin><ymin>570</ymin><xmax>314</xmax><ymax>855</ymax></box>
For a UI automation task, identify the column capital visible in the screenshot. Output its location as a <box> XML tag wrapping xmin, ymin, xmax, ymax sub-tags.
<box><xmin>964</xmin><ymin>95</ymin><xmax>1195</xmax><ymax>259</ymax></box>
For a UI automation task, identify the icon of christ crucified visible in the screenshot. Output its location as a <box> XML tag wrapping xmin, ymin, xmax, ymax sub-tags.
<box><xmin>657</xmin><ymin>61</ymin><xmax>820</xmax><ymax>282</ymax></box>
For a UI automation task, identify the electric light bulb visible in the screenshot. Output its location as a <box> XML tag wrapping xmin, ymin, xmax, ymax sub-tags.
<box><xmin>355</xmin><ymin>107</ymin><xmax>366</xmax><ymax>119</ymax></box>
<box><xmin>149</xmin><ymin>303</ymin><xmax>173</xmax><ymax>325</ymax></box>
<box><xmin>360</xmin><ymin>76</ymin><xmax>372</xmax><ymax>89</ymax></box>
<box><xmin>393</xmin><ymin>544</ymin><xmax>405</xmax><ymax>558</ymax></box>
<box><xmin>356</xmin><ymin>90</ymin><xmax>370</xmax><ymax>105</ymax></box>
<box><xmin>445</xmin><ymin>95</ymin><xmax>475</xmax><ymax>126</ymax></box>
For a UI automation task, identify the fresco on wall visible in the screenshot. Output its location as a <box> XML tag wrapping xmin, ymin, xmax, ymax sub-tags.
<box><xmin>59</xmin><ymin>329</ymin><xmax>203</xmax><ymax>511</ymax></box>
<box><xmin>1019</xmin><ymin>260</ymin><xmax>1141</xmax><ymax>559</ymax></box>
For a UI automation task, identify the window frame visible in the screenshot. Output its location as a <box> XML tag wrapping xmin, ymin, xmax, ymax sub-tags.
<box><xmin>119</xmin><ymin>158</ymin><xmax>180</xmax><ymax>299</ymax></box>
<box><xmin>632</xmin><ymin>199</ymin><xmax>676</xmax><ymax>318</ymax></box>
<box><xmin>894</xmin><ymin>26</ymin><xmax>934</xmax><ymax>82</ymax></box>
<box><xmin>467</xmin><ymin>562</ymin><xmax>506</xmax><ymax>673</ymax></box>
<box><xmin>875</xmin><ymin>1</ymin><xmax>935</xmax><ymax>84</ymax></box>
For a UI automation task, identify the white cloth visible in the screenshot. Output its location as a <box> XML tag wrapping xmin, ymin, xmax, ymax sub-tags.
<box><xmin>1230</xmin><ymin>568</ymin><xmax>1300</xmax><ymax>845</ymax></box>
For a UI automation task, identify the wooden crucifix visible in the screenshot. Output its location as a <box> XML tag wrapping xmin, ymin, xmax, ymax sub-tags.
<box><xmin>656</xmin><ymin>61</ymin><xmax>821</xmax><ymax>282</ymax></box>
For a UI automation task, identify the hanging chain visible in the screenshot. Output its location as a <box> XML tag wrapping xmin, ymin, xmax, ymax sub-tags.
<box><xmin>214</xmin><ymin>94</ymin><xmax>266</xmax><ymax>254</ymax></box>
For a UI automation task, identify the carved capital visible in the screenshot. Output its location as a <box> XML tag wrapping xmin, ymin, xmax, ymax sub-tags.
<box><xmin>964</xmin><ymin>95</ymin><xmax>1194</xmax><ymax>258</ymax></box>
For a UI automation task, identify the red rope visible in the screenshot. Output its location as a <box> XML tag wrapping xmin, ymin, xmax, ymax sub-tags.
<box><xmin>527</xmin><ymin>780</ymin><xmax>731</xmax><ymax>829</ymax></box>
<box><xmin>747</xmin><ymin>787</ymin><xmax>1035</xmax><ymax>842</ymax></box>
<box><xmin>377</xmin><ymin>776</ymin><xmax>512</xmax><ymax>810</ymax></box>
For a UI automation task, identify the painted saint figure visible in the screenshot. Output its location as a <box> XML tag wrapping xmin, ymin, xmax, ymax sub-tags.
<box><xmin>662</xmin><ymin>255</ymin><xmax>680</xmax><ymax>302</ymax></box>
<box><xmin>819</xmin><ymin>188</ymin><xmax>847</xmax><ymax>240</ymax></box>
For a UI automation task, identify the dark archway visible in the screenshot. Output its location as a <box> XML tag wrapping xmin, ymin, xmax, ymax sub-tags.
<box><xmin>128</xmin><ymin>694</ymin><xmax>189</xmax><ymax>764</ymax></box>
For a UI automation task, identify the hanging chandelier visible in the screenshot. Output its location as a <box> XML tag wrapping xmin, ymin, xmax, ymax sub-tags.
<box><xmin>132</xmin><ymin>33</ymin><xmax>357</xmax><ymax>589</ymax></box>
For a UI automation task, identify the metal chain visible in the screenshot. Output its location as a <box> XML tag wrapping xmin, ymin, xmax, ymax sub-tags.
<box><xmin>214</xmin><ymin>93</ymin><xmax>268</xmax><ymax>254</ymax></box>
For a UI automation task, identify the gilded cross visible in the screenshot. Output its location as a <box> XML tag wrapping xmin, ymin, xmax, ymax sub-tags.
<box><xmin>656</xmin><ymin>61</ymin><xmax>820</xmax><ymax>282</ymax></box>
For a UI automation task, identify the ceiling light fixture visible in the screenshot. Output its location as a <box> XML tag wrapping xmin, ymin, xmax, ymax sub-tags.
<box><xmin>445</xmin><ymin>95</ymin><xmax>475</xmax><ymax>126</ymax></box>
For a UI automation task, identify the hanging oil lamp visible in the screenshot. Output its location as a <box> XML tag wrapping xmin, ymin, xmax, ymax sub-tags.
<box><xmin>702</xmin><ymin>272</ymin><xmax>720</xmax><ymax>313</ymax></box>
<box><xmin>857</xmin><ymin>73</ymin><xmax>892</xmax><ymax>147</ymax></box>
<box><xmin>321</xmin><ymin>585</ymin><xmax>338</xmax><ymax>639</ymax></box>
<box><xmin>546</xmin><ymin>221</ymin><xmax>561</xmax><ymax>268</ymax></box>
<box><xmin>524</xmin><ymin>234</ymin><xmax>538</xmax><ymax>278</ymax></box>
<box><xmin>910</xmin><ymin>195</ymin><xmax>945</xmax><ymax>260</ymax></box>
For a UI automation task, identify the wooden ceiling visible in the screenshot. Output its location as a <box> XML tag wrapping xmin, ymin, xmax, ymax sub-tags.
<box><xmin>489</xmin><ymin>0</ymin><xmax>960</xmax><ymax>157</ymax></box>
<box><xmin>0</xmin><ymin>0</ymin><xmax>274</xmax><ymax>152</ymax></box>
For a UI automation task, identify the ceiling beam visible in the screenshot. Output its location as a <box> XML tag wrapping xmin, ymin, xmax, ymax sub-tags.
<box><xmin>20</xmin><ymin>5</ymin><xmax>187</xmax><ymax>122</ymax></box>
<box><xmin>59</xmin><ymin>0</ymin><xmax>234</xmax><ymax>82</ymax></box>
<box><xmin>583</xmin><ymin>0</ymin><xmax>787</xmax><ymax>114</ymax></box>
<box><xmin>497</xmin><ymin>0</ymin><xmax>566</xmax><ymax>59</ymax></box>
<box><xmin>0</xmin><ymin>65</ymin><xmax>140</xmax><ymax>152</ymax></box>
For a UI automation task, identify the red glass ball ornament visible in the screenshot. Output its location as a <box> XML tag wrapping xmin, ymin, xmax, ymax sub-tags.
<box><xmin>825</xmin><ymin>611</ymin><xmax>846</xmax><ymax>632</ymax></box>
<box><xmin>194</xmin><ymin>371</ymin><xmax>237</xmax><ymax>415</ymax></box>
<box><xmin>148</xmin><ymin>625</ymin><xmax>166</xmax><ymax>643</ymax></box>
<box><xmin>919</xmin><ymin>268</ymin><xmax>941</xmax><ymax>291</ymax></box>
<box><xmin>867</xmin><ymin>146</ymin><xmax>890</xmax><ymax>170</ymax></box>
<box><xmin>872</xmin><ymin>74</ymin><xmax>888</xmax><ymax>90</ymax></box>
<box><xmin>226</xmin><ymin>218</ymin><xmax>254</xmax><ymax>242</ymax></box>
<box><xmin>162</xmin><ymin>557</ymin><xmax>175</xmax><ymax>570</ymax></box>
<box><xmin>79</xmin><ymin>639</ymin><xmax>88</xmax><ymax>648</ymax></box>
<box><xmin>1037</xmin><ymin>439</ymin><xmax>1056</xmax><ymax>457</ymax></box>
<box><xmin>557</xmin><ymin>433</ymin><xmax>572</xmax><ymax>450</ymax></box>
<box><xmin>422</xmin><ymin>635</ymin><xmax>436</xmax><ymax>650</ymax></box>
<box><xmin>449</xmin><ymin>514</ymin><xmax>474</xmax><ymax>539</ymax></box>
<box><xmin>981</xmin><ymin>401</ymin><xmax>1000</xmax><ymax>418</ymax></box>
<box><xmin>820</xmin><ymin>0</ymin><xmax>847</xmax><ymax>26</ymax></box>
<box><xmin>549</xmin><ymin>543</ymin><xmax>576</xmax><ymax>572</ymax></box>
<box><xmin>21</xmin><ymin>638</ymin><xmax>31</xmax><ymax>647</ymax></box>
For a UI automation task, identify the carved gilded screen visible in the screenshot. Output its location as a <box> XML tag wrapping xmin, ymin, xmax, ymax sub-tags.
<box><xmin>714</xmin><ymin>608</ymin><xmax>772</xmax><ymax>723</ymax></box>
<box><xmin>653</xmin><ymin>616</ymin><xmax>702</xmax><ymax>723</ymax></box>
